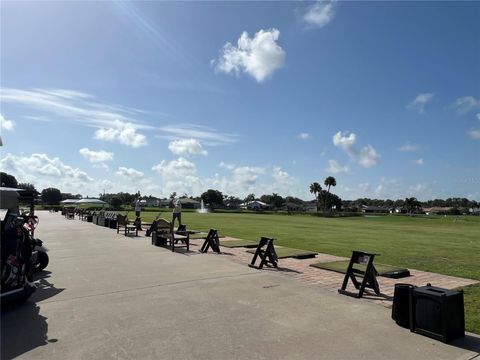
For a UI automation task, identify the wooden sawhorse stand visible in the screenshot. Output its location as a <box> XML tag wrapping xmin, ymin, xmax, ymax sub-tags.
<box><xmin>248</xmin><ymin>237</ymin><xmax>278</xmax><ymax>269</ymax></box>
<box><xmin>200</xmin><ymin>229</ymin><xmax>221</xmax><ymax>253</ymax></box>
<box><xmin>338</xmin><ymin>250</ymin><xmax>380</xmax><ymax>298</ymax></box>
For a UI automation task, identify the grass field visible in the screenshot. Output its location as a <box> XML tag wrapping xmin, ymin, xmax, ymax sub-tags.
<box><xmin>140</xmin><ymin>211</ymin><xmax>480</xmax><ymax>280</ymax></box>
<box><xmin>134</xmin><ymin>210</ymin><xmax>480</xmax><ymax>333</ymax></box>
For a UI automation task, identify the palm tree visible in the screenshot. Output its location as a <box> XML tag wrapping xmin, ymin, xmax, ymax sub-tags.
<box><xmin>309</xmin><ymin>182</ymin><xmax>322</xmax><ymax>212</ymax></box>
<box><xmin>323</xmin><ymin>176</ymin><xmax>337</xmax><ymax>212</ymax></box>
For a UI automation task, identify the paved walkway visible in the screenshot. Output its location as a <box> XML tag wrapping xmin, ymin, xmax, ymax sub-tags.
<box><xmin>2</xmin><ymin>212</ymin><xmax>479</xmax><ymax>360</ymax></box>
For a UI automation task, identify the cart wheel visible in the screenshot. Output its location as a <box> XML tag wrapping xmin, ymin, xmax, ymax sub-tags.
<box><xmin>34</xmin><ymin>252</ymin><xmax>49</xmax><ymax>272</ymax></box>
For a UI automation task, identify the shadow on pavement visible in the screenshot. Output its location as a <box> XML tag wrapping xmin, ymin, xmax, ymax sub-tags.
<box><xmin>31</xmin><ymin>272</ymin><xmax>65</xmax><ymax>303</ymax></box>
<box><xmin>1</xmin><ymin>274</ymin><xmax>64</xmax><ymax>360</ymax></box>
<box><xmin>1</xmin><ymin>301</ymin><xmax>48</xmax><ymax>360</ymax></box>
<box><xmin>449</xmin><ymin>334</ymin><xmax>480</xmax><ymax>353</ymax></box>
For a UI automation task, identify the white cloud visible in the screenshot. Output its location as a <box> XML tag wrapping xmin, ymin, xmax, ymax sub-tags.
<box><xmin>406</xmin><ymin>93</ymin><xmax>434</xmax><ymax>114</ymax></box>
<box><xmin>414</xmin><ymin>158</ymin><xmax>424</xmax><ymax>165</ymax></box>
<box><xmin>271</xmin><ymin>167</ymin><xmax>294</xmax><ymax>184</ymax></box>
<box><xmin>158</xmin><ymin>124</ymin><xmax>238</xmax><ymax>146</ymax></box>
<box><xmin>1</xmin><ymin>88</ymin><xmax>150</xmax><ymax>147</ymax></box>
<box><xmin>79</xmin><ymin>148</ymin><xmax>114</xmax><ymax>163</ymax></box>
<box><xmin>116</xmin><ymin>167</ymin><xmax>144</xmax><ymax>178</ymax></box>
<box><xmin>338</xmin><ymin>179</ymin><xmax>438</xmax><ymax>201</ymax></box>
<box><xmin>0</xmin><ymin>153</ymin><xmax>93</xmax><ymax>192</ymax></box>
<box><xmin>94</xmin><ymin>119</ymin><xmax>147</xmax><ymax>147</ymax></box>
<box><xmin>374</xmin><ymin>178</ymin><xmax>402</xmax><ymax>199</ymax></box>
<box><xmin>332</xmin><ymin>131</ymin><xmax>380</xmax><ymax>167</ymax></box>
<box><xmin>152</xmin><ymin>157</ymin><xmax>197</xmax><ymax>177</ymax></box>
<box><xmin>93</xmin><ymin>163</ymin><xmax>110</xmax><ymax>171</ymax></box>
<box><xmin>151</xmin><ymin>157</ymin><xmax>203</xmax><ymax>196</ymax></box>
<box><xmin>232</xmin><ymin>166</ymin><xmax>266</xmax><ymax>186</ymax></box>
<box><xmin>0</xmin><ymin>88</ymin><xmax>148</xmax><ymax>126</ymax></box>
<box><xmin>0</xmin><ymin>114</ymin><xmax>15</xmax><ymax>131</ymax></box>
<box><xmin>333</xmin><ymin>131</ymin><xmax>356</xmax><ymax>149</ymax></box>
<box><xmin>214</xmin><ymin>28</ymin><xmax>285</xmax><ymax>82</ymax></box>
<box><xmin>23</xmin><ymin>115</ymin><xmax>54</xmax><ymax>123</ymax></box>
<box><xmin>477</xmin><ymin>113</ymin><xmax>480</xmax><ymax>121</ymax></box>
<box><xmin>271</xmin><ymin>167</ymin><xmax>297</xmax><ymax>191</ymax></box>
<box><xmin>325</xmin><ymin>159</ymin><xmax>349</xmax><ymax>174</ymax></box>
<box><xmin>398</xmin><ymin>142</ymin><xmax>420</xmax><ymax>152</ymax></box>
<box><xmin>357</xmin><ymin>145</ymin><xmax>380</xmax><ymax>167</ymax></box>
<box><xmin>168</xmin><ymin>138</ymin><xmax>207</xmax><ymax>156</ymax></box>
<box><xmin>268</xmin><ymin>167</ymin><xmax>300</xmax><ymax>195</ymax></box>
<box><xmin>218</xmin><ymin>161</ymin><xmax>235</xmax><ymax>170</ymax></box>
<box><xmin>212</xmin><ymin>164</ymin><xmax>301</xmax><ymax>198</ymax></box>
<box><xmin>467</xmin><ymin>129</ymin><xmax>480</xmax><ymax>140</ymax></box>
<box><xmin>407</xmin><ymin>183</ymin><xmax>433</xmax><ymax>199</ymax></box>
<box><xmin>298</xmin><ymin>132</ymin><xmax>310</xmax><ymax>140</ymax></box>
<box><xmin>303</xmin><ymin>1</ymin><xmax>335</xmax><ymax>28</ymax></box>
<box><xmin>452</xmin><ymin>96</ymin><xmax>480</xmax><ymax>115</ymax></box>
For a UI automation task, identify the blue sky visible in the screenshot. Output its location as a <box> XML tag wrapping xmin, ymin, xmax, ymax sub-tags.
<box><xmin>1</xmin><ymin>1</ymin><xmax>479</xmax><ymax>201</ymax></box>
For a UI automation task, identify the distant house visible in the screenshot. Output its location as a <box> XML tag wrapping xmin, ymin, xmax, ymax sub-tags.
<box><xmin>361</xmin><ymin>205</ymin><xmax>390</xmax><ymax>214</ymax></box>
<box><xmin>423</xmin><ymin>207</ymin><xmax>452</xmax><ymax>215</ymax></box>
<box><xmin>304</xmin><ymin>200</ymin><xmax>317</xmax><ymax>212</ymax></box>
<box><xmin>158</xmin><ymin>199</ymin><xmax>171</xmax><ymax>208</ymax></box>
<box><xmin>144</xmin><ymin>197</ymin><xmax>161</xmax><ymax>207</ymax></box>
<box><xmin>225</xmin><ymin>201</ymin><xmax>241</xmax><ymax>210</ymax></box>
<box><xmin>469</xmin><ymin>208</ymin><xmax>480</xmax><ymax>215</ymax></box>
<box><xmin>179</xmin><ymin>198</ymin><xmax>200</xmax><ymax>209</ymax></box>
<box><xmin>240</xmin><ymin>201</ymin><xmax>270</xmax><ymax>211</ymax></box>
<box><xmin>284</xmin><ymin>202</ymin><xmax>305</xmax><ymax>212</ymax></box>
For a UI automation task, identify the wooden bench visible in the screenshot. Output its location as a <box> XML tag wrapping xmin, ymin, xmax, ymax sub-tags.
<box><xmin>66</xmin><ymin>208</ymin><xmax>75</xmax><ymax>220</ymax></box>
<box><xmin>116</xmin><ymin>214</ymin><xmax>138</xmax><ymax>237</ymax></box>
<box><xmin>151</xmin><ymin>219</ymin><xmax>189</xmax><ymax>252</ymax></box>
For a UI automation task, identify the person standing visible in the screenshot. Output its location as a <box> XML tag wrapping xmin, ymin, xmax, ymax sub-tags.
<box><xmin>172</xmin><ymin>198</ymin><xmax>182</xmax><ymax>227</ymax></box>
<box><xmin>135</xmin><ymin>198</ymin><xmax>142</xmax><ymax>217</ymax></box>
<box><xmin>134</xmin><ymin>198</ymin><xmax>143</xmax><ymax>230</ymax></box>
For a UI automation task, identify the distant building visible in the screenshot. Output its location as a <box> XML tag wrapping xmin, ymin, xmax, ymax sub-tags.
<box><xmin>144</xmin><ymin>198</ymin><xmax>161</xmax><ymax>207</ymax></box>
<box><xmin>361</xmin><ymin>205</ymin><xmax>390</xmax><ymax>214</ymax></box>
<box><xmin>284</xmin><ymin>202</ymin><xmax>305</xmax><ymax>212</ymax></box>
<box><xmin>240</xmin><ymin>200</ymin><xmax>270</xmax><ymax>211</ymax></box>
<box><xmin>469</xmin><ymin>208</ymin><xmax>480</xmax><ymax>215</ymax></box>
<box><xmin>423</xmin><ymin>207</ymin><xmax>453</xmax><ymax>215</ymax></box>
<box><xmin>179</xmin><ymin>198</ymin><xmax>200</xmax><ymax>209</ymax></box>
<box><xmin>304</xmin><ymin>200</ymin><xmax>317</xmax><ymax>212</ymax></box>
<box><xmin>158</xmin><ymin>199</ymin><xmax>171</xmax><ymax>208</ymax></box>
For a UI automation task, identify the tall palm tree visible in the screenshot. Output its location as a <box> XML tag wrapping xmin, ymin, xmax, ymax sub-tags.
<box><xmin>309</xmin><ymin>182</ymin><xmax>322</xmax><ymax>212</ymax></box>
<box><xmin>323</xmin><ymin>176</ymin><xmax>337</xmax><ymax>212</ymax></box>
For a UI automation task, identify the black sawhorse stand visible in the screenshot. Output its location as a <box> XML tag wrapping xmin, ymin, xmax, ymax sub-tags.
<box><xmin>338</xmin><ymin>251</ymin><xmax>380</xmax><ymax>298</ymax></box>
<box><xmin>248</xmin><ymin>237</ymin><xmax>278</xmax><ymax>269</ymax></box>
<box><xmin>200</xmin><ymin>229</ymin><xmax>220</xmax><ymax>253</ymax></box>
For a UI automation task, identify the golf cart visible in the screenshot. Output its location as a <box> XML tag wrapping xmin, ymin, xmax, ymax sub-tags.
<box><xmin>1</xmin><ymin>187</ymin><xmax>37</xmax><ymax>305</ymax></box>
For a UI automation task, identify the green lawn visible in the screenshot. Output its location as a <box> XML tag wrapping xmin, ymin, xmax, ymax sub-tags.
<box><xmin>463</xmin><ymin>284</ymin><xmax>480</xmax><ymax>334</ymax></box>
<box><xmin>140</xmin><ymin>211</ymin><xmax>480</xmax><ymax>280</ymax></box>
<box><xmin>135</xmin><ymin>211</ymin><xmax>480</xmax><ymax>333</ymax></box>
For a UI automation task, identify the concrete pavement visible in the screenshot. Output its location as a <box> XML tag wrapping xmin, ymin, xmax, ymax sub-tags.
<box><xmin>1</xmin><ymin>211</ymin><xmax>479</xmax><ymax>359</ymax></box>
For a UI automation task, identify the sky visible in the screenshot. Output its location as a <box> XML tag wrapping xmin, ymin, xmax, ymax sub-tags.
<box><xmin>1</xmin><ymin>1</ymin><xmax>479</xmax><ymax>201</ymax></box>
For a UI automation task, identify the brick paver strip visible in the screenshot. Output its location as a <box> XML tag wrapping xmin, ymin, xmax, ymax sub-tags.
<box><xmin>185</xmin><ymin>237</ymin><xmax>479</xmax><ymax>309</ymax></box>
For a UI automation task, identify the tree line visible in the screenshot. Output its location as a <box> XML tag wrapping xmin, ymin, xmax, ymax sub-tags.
<box><xmin>1</xmin><ymin>171</ymin><xmax>478</xmax><ymax>211</ymax></box>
